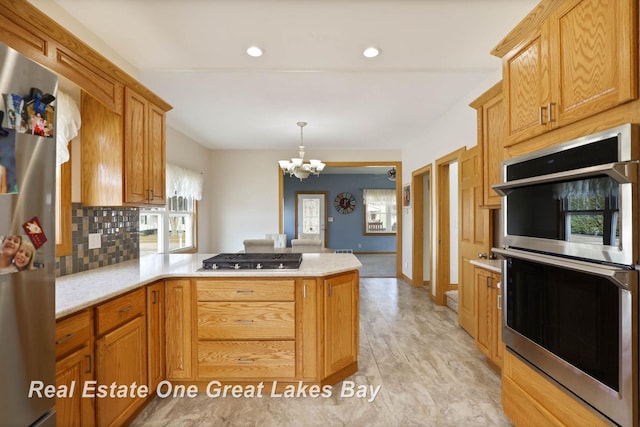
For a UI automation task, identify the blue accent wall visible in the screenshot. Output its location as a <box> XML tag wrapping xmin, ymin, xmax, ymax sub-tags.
<box><xmin>283</xmin><ymin>174</ymin><xmax>396</xmax><ymax>252</ymax></box>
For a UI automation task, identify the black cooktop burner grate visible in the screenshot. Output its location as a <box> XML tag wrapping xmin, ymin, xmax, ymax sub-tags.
<box><xmin>202</xmin><ymin>253</ymin><xmax>303</xmax><ymax>270</ymax></box>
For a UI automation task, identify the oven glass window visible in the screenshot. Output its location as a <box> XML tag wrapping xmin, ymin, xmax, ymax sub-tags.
<box><xmin>506</xmin><ymin>257</ymin><xmax>620</xmax><ymax>391</ymax></box>
<box><xmin>506</xmin><ymin>176</ymin><xmax>620</xmax><ymax>247</ymax></box>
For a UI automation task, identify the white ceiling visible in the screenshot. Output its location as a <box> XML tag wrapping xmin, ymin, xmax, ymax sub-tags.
<box><xmin>50</xmin><ymin>0</ymin><xmax>537</xmax><ymax>152</ymax></box>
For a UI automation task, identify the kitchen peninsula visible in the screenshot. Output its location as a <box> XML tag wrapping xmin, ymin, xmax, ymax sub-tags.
<box><xmin>55</xmin><ymin>253</ymin><xmax>360</xmax><ymax>426</ymax></box>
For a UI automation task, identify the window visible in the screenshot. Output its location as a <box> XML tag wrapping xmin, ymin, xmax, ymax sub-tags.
<box><xmin>140</xmin><ymin>163</ymin><xmax>203</xmax><ymax>255</ymax></box>
<box><xmin>363</xmin><ymin>189</ymin><xmax>397</xmax><ymax>235</ymax></box>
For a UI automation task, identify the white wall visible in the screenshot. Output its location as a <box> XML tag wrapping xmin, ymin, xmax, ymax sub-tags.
<box><xmin>400</xmin><ymin>70</ymin><xmax>501</xmax><ymax>296</ymax></box>
<box><xmin>206</xmin><ymin>149</ymin><xmax>399</xmax><ymax>253</ymax></box>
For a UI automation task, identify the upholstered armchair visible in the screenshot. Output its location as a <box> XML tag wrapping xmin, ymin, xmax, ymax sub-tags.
<box><xmin>243</xmin><ymin>239</ymin><xmax>275</xmax><ymax>253</ymax></box>
<box><xmin>291</xmin><ymin>238</ymin><xmax>323</xmax><ymax>253</ymax></box>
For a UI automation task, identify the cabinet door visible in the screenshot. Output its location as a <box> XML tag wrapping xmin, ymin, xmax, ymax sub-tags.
<box><xmin>503</xmin><ymin>27</ymin><xmax>551</xmax><ymax>146</ymax></box>
<box><xmin>474</xmin><ymin>268</ymin><xmax>491</xmax><ymax>358</ymax></box>
<box><xmin>147</xmin><ymin>282</ymin><xmax>165</xmax><ymax>391</ymax></box>
<box><xmin>56</xmin><ymin>347</ymin><xmax>95</xmax><ymax>427</ymax></box>
<box><xmin>324</xmin><ymin>272</ymin><xmax>358</xmax><ymax>376</ymax></box>
<box><xmin>491</xmin><ymin>273</ymin><xmax>504</xmax><ymax>367</ymax></box>
<box><xmin>550</xmin><ymin>0</ymin><xmax>636</xmax><ymax>128</ymax></box>
<box><xmin>124</xmin><ymin>88</ymin><xmax>148</xmax><ymax>205</ymax></box>
<box><xmin>482</xmin><ymin>92</ymin><xmax>505</xmax><ymax>207</ymax></box>
<box><xmin>165</xmin><ymin>279</ymin><xmax>193</xmax><ymax>380</ymax></box>
<box><xmin>147</xmin><ymin>104</ymin><xmax>166</xmax><ymax>205</ymax></box>
<box><xmin>95</xmin><ymin>316</ymin><xmax>147</xmax><ymax>427</ymax></box>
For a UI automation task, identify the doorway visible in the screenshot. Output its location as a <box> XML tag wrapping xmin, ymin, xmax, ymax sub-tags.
<box><xmin>411</xmin><ymin>164</ymin><xmax>432</xmax><ymax>288</ymax></box>
<box><xmin>295</xmin><ymin>192</ymin><xmax>328</xmax><ymax>247</ymax></box>
<box><xmin>434</xmin><ymin>148</ymin><xmax>465</xmax><ymax>305</ymax></box>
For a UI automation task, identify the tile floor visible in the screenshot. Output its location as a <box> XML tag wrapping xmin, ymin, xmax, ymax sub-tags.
<box><xmin>132</xmin><ymin>278</ymin><xmax>511</xmax><ymax>426</ymax></box>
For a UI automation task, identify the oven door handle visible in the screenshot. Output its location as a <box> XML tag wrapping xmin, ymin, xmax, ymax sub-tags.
<box><xmin>493</xmin><ymin>247</ymin><xmax>637</xmax><ymax>291</ymax></box>
<box><xmin>492</xmin><ymin>161</ymin><xmax>638</xmax><ymax>196</ymax></box>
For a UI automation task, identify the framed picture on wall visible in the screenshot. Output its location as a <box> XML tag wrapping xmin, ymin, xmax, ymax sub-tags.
<box><xmin>403</xmin><ymin>185</ymin><xmax>410</xmax><ymax>207</ymax></box>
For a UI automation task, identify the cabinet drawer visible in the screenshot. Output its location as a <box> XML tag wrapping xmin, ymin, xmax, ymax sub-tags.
<box><xmin>55</xmin><ymin>309</ymin><xmax>92</xmax><ymax>360</ymax></box>
<box><xmin>198</xmin><ymin>340</ymin><xmax>295</xmax><ymax>379</ymax></box>
<box><xmin>198</xmin><ymin>302</ymin><xmax>295</xmax><ymax>340</ymax></box>
<box><xmin>196</xmin><ymin>279</ymin><xmax>294</xmax><ymax>301</ymax></box>
<box><xmin>95</xmin><ymin>288</ymin><xmax>145</xmax><ymax>336</ymax></box>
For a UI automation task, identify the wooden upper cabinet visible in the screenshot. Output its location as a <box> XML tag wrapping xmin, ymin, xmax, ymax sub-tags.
<box><xmin>81</xmin><ymin>88</ymin><xmax>166</xmax><ymax>207</ymax></box>
<box><xmin>549</xmin><ymin>0</ymin><xmax>637</xmax><ymax>126</ymax></box>
<box><xmin>124</xmin><ymin>87</ymin><xmax>166</xmax><ymax>206</ymax></box>
<box><xmin>502</xmin><ymin>0</ymin><xmax>637</xmax><ymax>146</ymax></box>
<box><xmin>470</xmin><ymin>82</ymin><xmax>505</xmax><ymax>208</ymax></box>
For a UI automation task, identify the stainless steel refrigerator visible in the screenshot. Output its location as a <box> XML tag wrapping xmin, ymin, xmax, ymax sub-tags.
<box><xmin>0</xmin><ymin>43</ymin><xmax>57</xmax><ymax>426</ymax></box>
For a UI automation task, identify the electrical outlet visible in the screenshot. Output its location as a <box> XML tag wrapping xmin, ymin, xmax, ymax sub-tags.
<box><xmin>88</xmin><ymin>233</ymin><xmax>101</xmax><ymax>249</ymax></box>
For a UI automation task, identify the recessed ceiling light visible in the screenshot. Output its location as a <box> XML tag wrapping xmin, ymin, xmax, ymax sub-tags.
<box><xmin>363</xmin><ymin>47</ymin><xmax>381</xmax><ymax>58</ymax></box>
<box><xmin>246</xmin><ymin>46</ymin><xmax>263</xmax><ymax>57</ymax></box>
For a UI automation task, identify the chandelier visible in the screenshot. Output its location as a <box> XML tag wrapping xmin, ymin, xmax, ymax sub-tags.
<box><xmin>278</xmin><ymin>121</ymin><xmax>325</xmax><ymax>180</ymax></box>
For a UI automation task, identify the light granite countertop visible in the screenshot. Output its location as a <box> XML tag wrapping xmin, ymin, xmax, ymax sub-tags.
<box><xmin>469</xmin><ymin>258</ymin><xmax>502</xmax><ymax>274</ymax></box>
<box><xmin>55</xmin><ymin>253</ymin><xmax>362</xmax><ymax>319</ymax></box>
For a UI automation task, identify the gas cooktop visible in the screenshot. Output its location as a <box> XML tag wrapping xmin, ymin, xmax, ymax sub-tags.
<box><xmin>202</xmin><ymin>253</ymin><xmax>303</xmax><ymax>270</ymax></box>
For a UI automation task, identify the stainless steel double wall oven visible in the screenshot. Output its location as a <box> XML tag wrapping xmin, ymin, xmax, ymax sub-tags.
<box><xmin>493</xmin><ymin>123</ymin><xmax>640</xmax><ymax>426</ymax></box>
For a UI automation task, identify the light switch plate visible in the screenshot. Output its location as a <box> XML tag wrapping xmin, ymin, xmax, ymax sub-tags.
<box><xmin>88</xmin><ymin>233</ymin><xmax>101</xmax><ymax>249</ymax></box>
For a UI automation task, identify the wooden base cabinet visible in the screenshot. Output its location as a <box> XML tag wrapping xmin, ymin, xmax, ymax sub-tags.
<box><xmin>94</xmin><ymin>289</ymin><xmax>147</xmax><ymax>427</ymax></box>
<box><xmin>55</xmin><ymin>310</ymin><xmax>95</xmax><ymax>427</ymax></box>
<box><xmin>474</xmin><ymin>267</ymin><xmax>503</xmax><ymax>369</ymax></box>
<box><xmin>146</xmin><ymin>281</ymin><xmax>165</xmax><ymax>392</ymax></box>
<box><xmin>323</xmin><ymin>272</ymin><xmax>359</xmax><ymax>378</ymax></box>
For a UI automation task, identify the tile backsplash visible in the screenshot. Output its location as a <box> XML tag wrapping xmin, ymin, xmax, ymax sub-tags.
<box><xmin>55</xmin><ymin>203</ymin><xmax>139</xmax><ymax>277</ymax></box>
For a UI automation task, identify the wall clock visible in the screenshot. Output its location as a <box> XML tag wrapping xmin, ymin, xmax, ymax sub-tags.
<box><xmin>334</xmin><ymin>192</ymin><xmax>356</xmax><ymax>214</ymax></box>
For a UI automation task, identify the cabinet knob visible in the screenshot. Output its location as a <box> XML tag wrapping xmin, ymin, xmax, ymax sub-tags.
<box><xmin>478</xmin><ymin>253</ymin><xmax>488</xmax><ymax>259</ymax></box>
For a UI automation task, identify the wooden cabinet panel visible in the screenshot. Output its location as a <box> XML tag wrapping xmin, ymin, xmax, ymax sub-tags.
<box><xmin>124</xmin><ymin>89</ymin><xmax>147</xmax><ymax>204</ymax></box>
<box><xmin>198</xmin><ymin>340</ymin><xmax>295</xmax><ymax>379</ymax></box>
<box><xmin>0</xmin><ymin>14</ymin><xmax>49</xmax><ymax>61</ymax></box>
<box><xmin>298</xmin><ymin>278</ymin><xmax>321</xmax><ymax>380</ymax></box>
<box><xmin>80</xmin><ymin>93</ymin><xmax>124</xmax><ymax>206</ymax></box>
<box><xmin>502</xmin><ymin>351</ymin><xmax>609</xmax><ymax>427</ymax></box>
<box><xmin>55</xmin><ymin>309</ymin><xmax>92</xmax><ymax>360</ymax></box>
<box><xmin>197</xmin><ymin>302</ymin><xmax>295</xmax><ymax>340</ymax></box>
<box><xmin>165</xmin><ymin>279</ymin><xmax>193</xmax><ymax>380</ymax></box>
<box><xmin>323</xmin><ymin>272</ymin><xmax>358</xmax><ymax>376</ymax></box>
<box><xmin>53</xmin><ymin>45</ymin><xmax>123</xmax><ymax>114</ymax></box>
<box><xmin>503</xmin><ymin>30</ymin><xmax>550</xmax><ymax>144</ymax></box>
<box><xmin>56</xmin><ymin>348</ymin><xmax>95</xmax><ymax>427</ymax></box>
<box><xmin>196</xmin><ymin>279</ymin><xmax>295</xmax><ymax>301</ymax></box>
<box><xmin>123</xmin><ymin>87</ymin><xmax>166</xmax><ymax>206</ymax></box>
<box><xmin>474</xmin><ymin>268</ymin><xmax>503</xmax><ymax>368</ymax></box>
<box><xmin>550</xmin><ymin>0</ymin><xmax>637</xmax><ymax>127</ymax></box>
<box><xmin>95</xmin><ymin>315</ymin><xmax>147</xmax><ymax>427</ymax></box>
<box><xmin>147</xmin><ymin>282</ymin><xmax>165</xmax><ymax>392</ymax></box>
<box><xmin>502</xmin><ymin>0</ymin><xmax>636</xmax><ymax>146</ymax></box>
<box><xmin>56</xmin><ymin>310</ymin><xmax>95</xmax><ymax>427</ymax></box>
<box><xmin>95</xmin><ymin>288</ymin><xmax>145</xmax><ymax>336</ymax></box>
<box><xmin>148</xmin><ymin>104</ymin><xmax>166</xmax><ymax>204</ymax></box>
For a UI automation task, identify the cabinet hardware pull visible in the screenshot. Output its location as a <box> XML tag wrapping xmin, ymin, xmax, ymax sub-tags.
<box><xmin>236</xmin><ymin>290</ymin><xmax>254</xmax><ymax>294</ymax></box>
<box><xmin>85</xmin><ymin>354</ymin><xmax>93</xmax><ymax>374</ymax></box>
<box><xmin>56</xmin><ymin>333</ymin><xmax>75</xmax><ymax>345</ymax></box>
<box><xmin>328</xmin><ymin>283</ymin><xmax>333</xmax><ymax>297</ymax></box>
<box><xmin>547</xmin><ymin>102</ymin><xmax>555</xmax><ymax>122</ymax></box>
<box><xmin>237</xmin><ymin>359</ymin><xmax>255</xmax><ymax>364</ymax></box>
<box><xmin>119</xmin><ymin>305</ymin><xmax>134</xmax><ymax>315</ymax></box>
<box><xmin>497</xmin><ymin>294</ymin><xmax>502</xmax><ymax>310</ymax></box>
<box><xmin>486</xmin><ymin>277</ymin><xmax>491</xmax><ymax>288</ymax></box>
<box><xmin>152</xmin><ymin>289</ymin><xmax>158</xmax><ymax>304</ymax></box>
<box><xmin>236</xmin><ymin>319</ymin><xmax>254</xmax><ymax>324</ymax></box>
<box><xmin>539</xmin><ymin>105</ymin><xmax>547</xmax><ymax>125</ymax></box>
<box><xmin>303</xmin><ymin>283</ymin><xmax>307</xmax><ymax>298</ymax></box>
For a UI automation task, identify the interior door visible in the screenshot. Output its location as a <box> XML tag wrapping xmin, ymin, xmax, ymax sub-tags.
<box><xmin>296</xmin><ymin>192</ymin><xmax>327</xmax><ymax>247</ymax></box>
<box><xmin>458</xmin><ymin>146</ymin><xmax>490</xmax><ymax>337</ymax></box>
